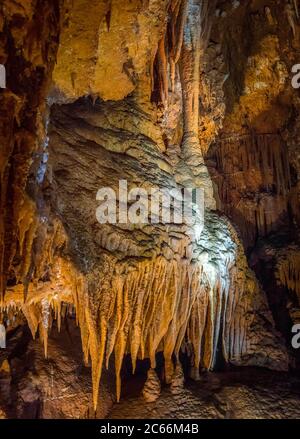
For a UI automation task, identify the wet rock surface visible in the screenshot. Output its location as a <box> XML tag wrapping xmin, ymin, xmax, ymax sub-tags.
<box><xmin>109</xmin><ymin>369</ymin><xmax>300</xmax><ymax>419</ymax></box>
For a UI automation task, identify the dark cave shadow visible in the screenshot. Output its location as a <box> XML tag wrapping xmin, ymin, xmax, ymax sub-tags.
<box><xmin>0</xmin><ymin>325</ymin><xmax>33</xmax><ymax>418</ymax></box>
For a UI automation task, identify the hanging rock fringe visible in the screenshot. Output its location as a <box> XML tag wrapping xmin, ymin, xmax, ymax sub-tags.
<box><xmin>152</xmin><ymin>0</ymin><xmax>216</xmax><ymax>105</ymax></box>
<box><xmin>212</xmin><ymin>133</ymin><xmax>292</xmax><ymax>244</ymax></box>
<box><xmin>276</xmin><ymin>249</ymin><xmax>300</xmax><ymax>298</ymax></box>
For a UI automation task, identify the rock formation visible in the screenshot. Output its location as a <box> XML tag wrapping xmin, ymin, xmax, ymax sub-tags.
<box><xmin>0</xmin><ymin>0</ymin><xmax>300</xmax><ymax>419</ymax></box>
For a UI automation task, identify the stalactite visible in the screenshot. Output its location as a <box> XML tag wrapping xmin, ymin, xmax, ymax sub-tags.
<box><xmin>157</xmin><ymin>35</ymin><xmax>169</xmax><ymax>105</ymax></box>
<box><xmin>215</xmin><ymin>134</ymin><xmax>291</xmax><ymax>196</ymax></box>
<box><xmin>105</xmin><ymin>0</ymin><xmax>112</xmax><ymax>32</ymax></box>
<box><xmin>17</xmin><ymin>194</ymin><xmax>38</xmax><ymax>287</ymax></box>
<box><xmin>152</xmin><ymin>0</ymin><xmax>215</xmax><ymax>105</ymax></box>
<box><xmin>276</xmin><ymin>250</ymin><xmax>300</xmax><ymax>299</ymax></box>
<box><xmin>285</xmin><ymin>3</ymin><xmax>297</xmax><ymax>37</ymax></box>
<box><xmin>213</xmin><ymin>133</ymin><xmax>292</xmax><ymax>245</ymax></box>
<box><xmin>0</xmin><ymin>0</ymin><xmax>61</xmax><ymax>302</ymax></box>
<box><xmin>169</xmin><ymin>0</ymin><xmax>189</xmax><ymax>92</ymax></box>
<box><xmin>0</xmin><ymin>216</ymin><xmax>265</xmax><ymax>411</ymax></box>
<box><xmin>294</xmin><ymin>0</ymin><xmax>299</xmax><ymax>20</ymax></box>
<box><xmin>174</xmin><ymin>0</ymin><xmax>217</xmax><ymax>210</ymax></box>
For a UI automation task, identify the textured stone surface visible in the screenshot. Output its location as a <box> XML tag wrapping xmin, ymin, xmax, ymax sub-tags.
<box><xmin>52</xmin><ymin>0</ymin><xmax>170</xmax><ymax>102</ymax></box>
<box><xmin>109</xmin><ymin>369</ymin><xmax>300</xmax><ymax>419</ymax></box>
<box><xmin>0</xmin><ymin>321</ymin><xmax>115</xmax><ymax>419</ymax></box>
<box><xmin>0</xmin><ymin>0</ymin><xmax>61</xmax><ymax>297</ymax></box>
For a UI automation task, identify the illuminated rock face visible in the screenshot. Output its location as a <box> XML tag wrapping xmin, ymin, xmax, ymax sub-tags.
<box><xmin>45</xmin><ymin>98</ymin><xmax>288</xmax><ymax>410</ymax></box>
<box><xmin>0</xmin><ymin>0</ymin><xmax>300</xmax><ymax>418</ymax></box>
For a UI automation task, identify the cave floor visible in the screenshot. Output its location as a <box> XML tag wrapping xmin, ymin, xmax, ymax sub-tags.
<box><xmin>109</xmin><ymin>368</ymin><xmax>300</xmax><ymax>419</ymax></box>
<box><xmin>2</xmin><ymin>325</ymin><xmax>300</xmax><ymax>419</ymax></box>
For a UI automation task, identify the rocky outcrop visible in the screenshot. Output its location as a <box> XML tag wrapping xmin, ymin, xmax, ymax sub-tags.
<box><xmin>52</xmin><ymin>0</ymin><xmax>170</xmax><ymax>103</ymax></box>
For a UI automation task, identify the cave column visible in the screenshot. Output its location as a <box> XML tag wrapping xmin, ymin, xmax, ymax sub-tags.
<box><xmin>178</xmin><ymin>0</ymin><xmax>216</xmax><ymax>210</ymax></box>
<box><xmin>180</xmin><ymin>0</ymin><xmax>202</xmax><ymax>155</ymax></box>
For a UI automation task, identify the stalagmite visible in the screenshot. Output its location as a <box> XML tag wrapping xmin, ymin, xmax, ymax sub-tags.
<box><xmin>142</xmin><ymin>368</ymin><xmax>161</xmax><ymax>403</ymax></box>
<box><xmin>170</xmin><ymin>362</ymin><xmax>185</xmax><ymax>394</ymax></box>
<box><xmin>215</xmin><ymin>134</ymin><xmax>291</xmax><ymax>197</ymax></box>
